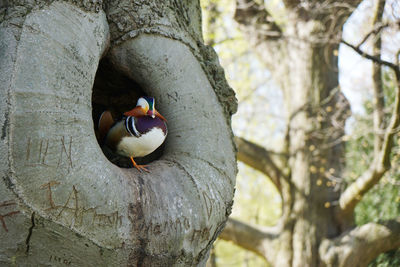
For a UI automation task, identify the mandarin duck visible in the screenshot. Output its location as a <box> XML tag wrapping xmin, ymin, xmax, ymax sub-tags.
<box><xmin>98</xmin><ymin>96</ymin><xmax>167</xmax><ymax>172</ymax></box>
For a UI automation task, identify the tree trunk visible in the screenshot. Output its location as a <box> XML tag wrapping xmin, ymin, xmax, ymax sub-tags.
<box><xmin>280</xmin><ymin>32</ymin><xmax>345</xmax><ymax>267</ymax></box>
<box><xmin>0</xmin><ymin>1</ymin><xmax>237</xmax><ymax>266</ymax></box>
<box><xmin>220</xmin><ymin>1</ymin><xmax>400</xmax><ymax>266</ymax></box>
<box><xmin>254</xmin><ymin>20</ymin><xmax>349</xmax><ymax>266</ymax></box>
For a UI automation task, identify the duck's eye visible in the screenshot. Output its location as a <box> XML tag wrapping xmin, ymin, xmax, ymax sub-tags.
<box><xmin>92</xmin><ymin>58</ymin><xmax>165</xmax><ymax>168</ymax></box>
<box><xmin>92</xmin><ymin>58</ymin><xmax>145</xmax><ymax>168</ymax></box>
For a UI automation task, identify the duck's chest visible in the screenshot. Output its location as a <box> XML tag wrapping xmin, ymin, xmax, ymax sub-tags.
<box><xmin>116</xmin><ymin>127</ymin><xmax>166</xmax><ymax>158</ymax></box>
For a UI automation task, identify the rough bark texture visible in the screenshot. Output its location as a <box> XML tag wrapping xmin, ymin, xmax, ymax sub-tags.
<box><xmin>371</xmin><ymin>0</ymin><xmax>386</xmax><ymax>155</ymax></box>
<box><xmin>320</xmin><ymin>218</ymin><xmax>400</xmax><ymax>267</ymax></box>
<box><xmin>0</xmin><ymin>1</ymin><xmax>237</xmax><ymax>266</ymax></box>
<box><xmin>220</xmin><ymin>0</ymin><xmax>400</xmax><ymax>266</ymax></box>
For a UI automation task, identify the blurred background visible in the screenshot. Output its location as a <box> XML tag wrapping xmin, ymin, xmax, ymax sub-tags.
<box><xmin>200</xmin><ymin>0</ymin><xmax>400</xmax><ymax>266</ymax></box>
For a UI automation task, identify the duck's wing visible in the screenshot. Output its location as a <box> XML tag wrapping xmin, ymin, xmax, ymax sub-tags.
<box><xmin>98</xmin><ymin>110</ymin><xmax>114</xmax><ymax>145</ymax></box>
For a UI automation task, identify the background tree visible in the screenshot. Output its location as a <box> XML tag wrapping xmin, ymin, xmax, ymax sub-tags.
<box><xmin>202</xmin><ymin>0</ymin><xmax>400</xmax><ymax>266</ymax></box>
<box><xmin>0</xmin><ymin>1</ymin><xmax>237</xmax><ymax>265</ymax></box>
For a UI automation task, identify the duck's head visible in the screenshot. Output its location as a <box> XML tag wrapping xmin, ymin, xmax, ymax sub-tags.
<box><xmin>124</xmin><ymin>96</ymin><xmax>167</xmax><ymax>121</ymax></box>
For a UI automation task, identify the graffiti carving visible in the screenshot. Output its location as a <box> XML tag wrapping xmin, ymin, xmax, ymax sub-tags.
<box><xmin>40</xmin><ymin>181</ymin><xmax>122</xmax><ymax>229</ymax></box>
<box><xmin>25</xmin><ymin>136</ymin><xmax>73</xmax><ymax>169</ymax></box>
<box><xmin>0</xmin><ymin>200</ymin><xmax>20</xmax><ymax>232</ymax></box>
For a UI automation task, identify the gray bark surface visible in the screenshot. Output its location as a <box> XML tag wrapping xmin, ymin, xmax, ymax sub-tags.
<box><xmin>0</xmin><ymin>1</ymin><xmax>237</xmax><ymax>266</ymax></box>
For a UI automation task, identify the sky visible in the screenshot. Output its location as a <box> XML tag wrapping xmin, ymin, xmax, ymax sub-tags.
<box><xmin>340</xmin><ymin>0</ymin><xmax>399</xmax><ymax>131</ymax></box>
<box><xmin>226</xmin><ymin>0</ymin><xmax>400</xmax><ymax>143</ymax></box>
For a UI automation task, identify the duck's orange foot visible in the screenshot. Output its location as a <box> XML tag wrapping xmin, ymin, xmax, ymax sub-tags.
<box><xmin>130</xmin><ymin>157</ymin><xmax>149</xmax><ymax>172</ymax></box>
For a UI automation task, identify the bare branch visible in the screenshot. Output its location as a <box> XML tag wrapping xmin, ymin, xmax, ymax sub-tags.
<box><xmin>356</xmin><ymin>22</ymin><xmax>388</xmax><ymax>48</ymax></box>
<box><xmin>338</xmin><ymin>69</ymin><xmax>400</xmax><ymax>217</ymax></box>
<box><xmin>371</xmin><ymin>0</ymin><xmax>386</xmax><ymax>155</ymax></box>
<box><xmin>219</xmin><ymin>218</ymin><xmax>279</xmax><ymax>263</ymax></box>
<box><xmin>337</xmin><ymin>3</ymin><xmax>400</xmax><ymax>218</ymax></box>
<box><xmin>341</xmin><ymin>39</ymin><xmax>399</xmax><ymax>70</ymax></box>
<box><xmin>320</xmin><ymin>218</ymin><xmax>400</xmax><ymax>267</ymax></box>
<box><xmin>397</xmin><ymin>49</ymin><xmax>400</xmax><ymax>66</ymax></box>
<box><xmin>379</xmin><ymin>70</ymin><xmax>400</xmax><ymax>170</ymax></box>
<box><xmin>235</xmin><ymin>136</ymin><xmax>287</xmax><ymax>192</ymax></box>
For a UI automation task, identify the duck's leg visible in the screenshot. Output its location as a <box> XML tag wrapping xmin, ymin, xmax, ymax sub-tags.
<box><xmin>130</xmin><ymin>157</ymin><xmax>149</xmax><ymax>172</ymax></box>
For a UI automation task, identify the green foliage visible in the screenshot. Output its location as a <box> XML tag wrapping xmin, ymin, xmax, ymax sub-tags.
<box><xmin>201</xmin><ymin>0</ymin><xmax>399</xmax><ymax>266</ymax></box>
<box><xmin>213</xmin><ymin>163</ymin><xmax>280</xmax><ymax>267</ymax></box>
<box><xmin>345</xmin><ymin>69</ymin><xmax>400</xmax><ymax>266</ymax></box>
<box><xmin>213</xmin><ymin>240</ymin><xmax>269</xmax><ymax>267</ymax></box>
<box><xmin>201</xmin><ymin>1</ymin><xmax>283</xmax><ymax>265</ymax></box>
<box><xmin>356</xmin><ymin>181</ymin><xmax>400</xmax><ymax>266</ymax></box>
<box><xmin>368</xmin><ymin>249</ymin><xmax>400</xmax><ymax>267</ymax></box>
<box><xmin>233</xmin><ymin>163</ymin><xmax>282</xmax><ymax>226</ymax></box>
<box><xmin>355</xmin><ymin>179</ymin><xmax>400</xmax><ymax>225</ymax></box>
<box><xmin>354</xmin><ymin>150</ymin><xmax>400</xmax><ymax>267</ymax></box>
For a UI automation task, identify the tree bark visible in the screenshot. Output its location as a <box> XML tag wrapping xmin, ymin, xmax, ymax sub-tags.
<box><xmin>220</xmin><ymin>0</ymin><xmax>399</xmax><ymax>266</ymax></box>
<box><xmin>0</xmin><ymin>1</ymin><xmax>237</xmax><ymax>266</ymax></box>
<box><xmin>371</xmin><ymin>0</ymin><xmax>386</xmax><ymax>155</ymax></box>
<box><xmin>320</xmin><ymin>218</ymin><xmax>400</xmax><ymax>267</ymax></box>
